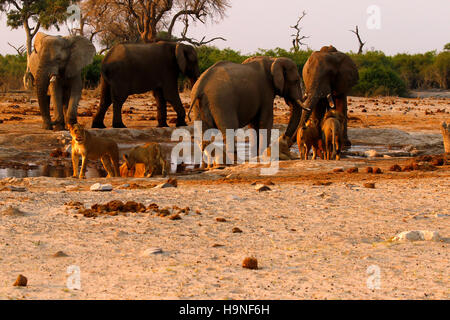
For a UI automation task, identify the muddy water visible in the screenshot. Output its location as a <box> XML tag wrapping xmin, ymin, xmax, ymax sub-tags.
<box><xmin>0</xmin><ymin>140</ymin><xmax>412</xmax><ymax>179</ymax></box>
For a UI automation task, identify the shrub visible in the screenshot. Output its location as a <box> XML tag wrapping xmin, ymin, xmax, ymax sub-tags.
<box><xmin>0</xmin><ymin>54</ymin><xmax>27</xmax><ymax>90</ymax></box>
<box><xmin>82</xmin><ymin>54</ymin><xmax>104</xmax><ymax>89</ymax></box>
<box><xmin>352</xmin><ymin>65</ymin><xmax>408</xmax><ymax>97</ymax></box>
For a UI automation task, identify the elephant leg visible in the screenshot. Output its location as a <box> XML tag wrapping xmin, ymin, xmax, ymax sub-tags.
<box><xmin>164</xmin><ymin>87</ymin><xmax>187</xmax><ymax>127</ymax></box>
<box><xmin>258</xmin><ymin>105</ymin><xmax>274</xmax><ymax>156</ymax></box>
<box><xmin>153</xmin><ymin>89</ymin><xmax>168</xmax><ymax>128</ymax></box>
<box><xmin>111</xmin><ymin>93</ymin><xmax>127</xmax><ymax>128</ymax></box>
<box><xmin>39</xmin><ymin>95</ymin><xmax>53</xmax><ymax>130</ymax></box>
<box><xmin>66</xmin><ymin>76</ymin><xmax>83</xmax><ymax>127</ymax></box>
<box><xmin>62</xmin><ymin>87</ymin><xmax>70</xmax><ymax>125</ymax></box>
<box><xmin>335</xmin><ymin>94</ymin><xmax>351</xmax><ymax>147</ymax></box>
<box><xmin>49</xmin><ymin>77</ymin><xmax>65</xmax><ymax>131</ymax></box>
<box><xmin>92</xmin><ymin>77</ymin><xmax>112</xmax><ymax>129</ymax></box>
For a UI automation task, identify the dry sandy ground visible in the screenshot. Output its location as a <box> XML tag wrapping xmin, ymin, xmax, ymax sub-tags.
<box><xmin>0</xmin><ymin>90</ymin><xmax>449</xmax><ymax>300</ymax></box>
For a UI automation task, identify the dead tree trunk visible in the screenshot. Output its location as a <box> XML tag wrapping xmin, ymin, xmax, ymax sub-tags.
<box><xmin>350</xmin><ymin>25</ymin><xmax>366</xmax><ymax>54</ymax></box>
<box><xmin>291</xmin><ymin>11</ymin><xmax>309</xmax><ymax>52</ymax></box>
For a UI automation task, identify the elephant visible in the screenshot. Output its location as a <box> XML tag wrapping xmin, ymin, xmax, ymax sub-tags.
<box><xmin>91</xmin><ymin>41</ymin><xmax>200</xmax><ymax>129</ymax></box>
<box><xmin>188</xmin><ymin>56</ymin><xmax>306</xmax><ymax>163</ymax></box>
<box><xmin>27</xmin><ymin>32</ymin><xmax>96</xmax><ymax>131</ymax></box>
<box><xmin>299</xmin><ymin>45</ymin><xmax>359</xmax><ymax>146</ymax></box>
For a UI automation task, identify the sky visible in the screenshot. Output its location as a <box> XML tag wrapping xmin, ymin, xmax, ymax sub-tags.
<box><xmin>0</xmin><ymin>0</ymin><xmax>449</xmax><ymax>55</ymax></box>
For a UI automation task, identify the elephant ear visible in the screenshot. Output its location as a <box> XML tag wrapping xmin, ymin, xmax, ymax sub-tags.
<box><xmin>271</xmin><ymin>58</ymin><xmax>298</xmax><ymax>94</ymax></box>
<box><xmin>175</xmin><ymin>43</ymin><xmax>188</xmax><ymax>73</ymax></box>
<box><xmin>271</xmin><ymin>59</ymin><xmax>286</xmax><ymax>94</ymax></box>
<box><xmin>64</xmin><ymin>36</ymin><xmax>96</xmax><ymax>79</ymax></box>
<box><xmin>34</xmin><ymin>32</ymin><xmax>48</xmax><ymax>53</ymax></box>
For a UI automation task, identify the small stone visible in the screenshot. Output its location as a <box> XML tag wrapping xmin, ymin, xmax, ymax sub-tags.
<box><xmin>1</xmin><ymin>206</ymin><xmax>27</xmax><ymax>217</ymax></box>
<box><xmin>216</xmin><ymin>217</ymin><xmax>227</xmax><ymax>222</ymax></box>
<box><xmin>242</xmin><ymin>257</ymin><xmax>258</xmax><ymax>270</ymax></box>
<box><xmin>365</xmin><ymin>150</ymin><xmax>378</xmax><ymax>158</ymax></box>
<box><xmin>155</xmin><ymin>182</ymin><xmax>176</xmax><ymax>189</ymax></box>
<box><xmin>141</xmin><ymin>248</ymin><xmax>163</xmax><ymax>256</ymax></box>
<box><xmin>347</xmin><ymin>167</ymin><xmax>359</xmax><ymax>174</ymax></box>
<box><xmin>13</xmin><ymin>274</ymin><xmax>27</xmax><ymax>287</ymax></box>
<box><xmin>392</xmin><ymin>230</ymin><xmax>442</xmax><ymax>242</ymax></box>
<box><xmin>255</xmin><ymin>184</ymin><xmax>271</xmax><ymax>192</ymax></box>
<box><xmin>6</xmin><ymin>186</ymin><xmax>27</xmax><ymax>192</ymax></box>
<box><xmin>212</xmin><ymin>244</ymin><xmax>224</xmax><ymax>248</ymax></box>
<box><xmin>232</xmin><ymin>227</ymin><xmax>243</xmax><ymax>233</ymax></box>
<box><xmin>90</xmin><ymin>183</ymin><xmax>113</xmax><ymax>192</ymax></box>
<box><xmin>313</xmin><ymin>181</ymin><xmax>332</xmax><ymax>186</ymax></box>
<box><xmin>333</xmin><ymin>168</ymin><xmax>344</xmax><ymax>173</ymax></box>
<box><xmin>52</xmin><ymin>251</ymin><xmax>69</xmax><ymax>258</ymax></box>
<box><xmin>364</xmin><ymin>183</ymin><xmax>376</xmax><ymax>189</ymax></box>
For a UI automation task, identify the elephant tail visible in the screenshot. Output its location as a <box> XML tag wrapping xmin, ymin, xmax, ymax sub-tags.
<box><xmin>187</xmin><ymin>94</ymin><xmax>200</xmax><ymax>122</ymax></box>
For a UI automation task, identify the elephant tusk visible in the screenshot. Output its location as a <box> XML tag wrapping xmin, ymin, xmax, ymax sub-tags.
<box><xmin>296</xmin><ymin>99</ymin><xmax>311</xmax><ymax>112</ymax></box>
<box><xmin>50</xmin><ymin>75</ymin><xmax>57</xmax><ymax>83</ymax></box>
<box><xmin>327</xmin><ymin>94</ymin><xmax>335</xmax><ymax>109</ymax></box>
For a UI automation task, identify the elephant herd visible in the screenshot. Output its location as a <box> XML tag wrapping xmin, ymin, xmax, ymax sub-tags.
<box><xmin>26</xmin><ymin>32</ymin><xmax>359</xmax><ymax>160</ymax></box>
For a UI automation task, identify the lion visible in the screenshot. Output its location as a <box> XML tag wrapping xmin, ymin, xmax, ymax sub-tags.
<box><xmin>123</xmin><ymin>143</ymin><xmax>169</xmax><ymax>177</ymax></box>
<box><xmin>297</xmin><ymin>117</ymin><xmax>323</xmax><ymax>160</ymax></box>
<box><xmin>321</xmin><ymin>110</ymin><xmax>345</xmax><ymax>160</ymax></box>
<box><xmin>264</xmin><ymin>134</ymin><xmax>297</xmax><ymax>161</ymax></box>
<box><xmin>69</xmin><ymin>123</ymin><xmax>120</xmax><ymax>179</ymax></box>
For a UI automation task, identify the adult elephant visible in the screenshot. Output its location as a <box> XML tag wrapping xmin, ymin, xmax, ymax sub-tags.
<box><xmin>300</xmin><ymin>46</ymin><xmax>359</xmax><ymax>146</ymax></box>
<box><xmin>188</xmin><ymin>56</ymin><xmax>306</xmax><ymax>155</ymax></box>
<box><xmin>91</xmin><ymin>41</ymin><xmax>200</xmax><ymax>129</ymax></box>
<box><xmin>27</xmin><ymin>32</ymin><xmax>96</xmax><ymax>131</ymax></box>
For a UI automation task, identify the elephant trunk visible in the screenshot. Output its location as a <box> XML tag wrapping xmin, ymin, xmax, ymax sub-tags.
<box><xmin>284</xmin><ymin>99</ymin><xmax>304</xmax><ymax>139</ymax></box>
<box><xmin>299</xmin><ymin>93</ymin><xmax>320</xmax><ymax>129</ymax></box>
<box><xmin>36</xmin><ymin>66</ymin><xmax>52</xmax><ymax>129</ymax></box>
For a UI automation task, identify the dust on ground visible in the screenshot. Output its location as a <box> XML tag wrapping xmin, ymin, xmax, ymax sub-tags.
<box><xmin>0</xmin><ymin>90</ymin><xmax>449</xmax><ymax>300</ymax></box>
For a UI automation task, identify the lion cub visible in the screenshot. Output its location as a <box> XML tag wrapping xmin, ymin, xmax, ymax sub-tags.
<box><xmin>123</xmin><ymin>143</ymin><xmax>169</xmax><ymax>177</ymax></box>
<box><xmin>69</xmin><ymin>124</ymin><xmax>120</xmax><ymax>179</ymax></box>
<box><xmin>321</xmin><ymin>110</ymin><xmax>345</xmax><ymax>160</ymax></box>
<box><xmin>297</xmin><ymin>118</ymin><xmax>322</xmax><ymax>160</ymax></box>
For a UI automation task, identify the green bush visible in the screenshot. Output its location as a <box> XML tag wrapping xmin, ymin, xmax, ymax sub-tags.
<box><xmin>352</xmin><ymin>65</ymin><xmax>407</xmax><ymax>97</ymax></box>
<box><xmin>196</xmin><ymin>46</ymin><xmax>249</xmax><ymax>74</ymax></box>
<box><xmin>392</xmin><ymin>52</ymin><xmax>436</xmax><ymax>89</ymax></box>
<box><xmin>255</xmin><ymin>47</ymin><xmax>312</xmax><ymax>70</ymax></box>
<box><xmin>0</xmin><ymin>54</ymin><xmax>27</xmax><ymax>90</ymax></box>
<box><xmin>432</xmin><ymin>51</ymin><xmax>450</xmax><ymax>89</ymax></box>
<box><xmin>82</xmin><ymin>54</ymin><xmax>104</xmax><ymax>89</ymax></box>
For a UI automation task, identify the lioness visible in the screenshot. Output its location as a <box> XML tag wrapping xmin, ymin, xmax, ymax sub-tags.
<box><xmin>123</xmin><ymin>143</ymin><xmax>169</xmax><ymax>177</ymax></box>
<box><xmin>69</xmin><ymin>124</ymin><xmax>120</xmax><ymax>179</ymax></box>
<box><xmin>264</xmin><ymin>134</ymin><xmax>296</xmax><ymax>161</ymax></box>
<box><xmin>321</xmin><ymin>110</ymin><xmax>345</xmax><ymax>160</ymax></box>
<box><xmin>297</xmin><ymin>118</ymin><xmax>323</xmax><ymax>160</ymax></box>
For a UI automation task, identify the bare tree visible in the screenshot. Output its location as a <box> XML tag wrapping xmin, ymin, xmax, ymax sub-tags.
<box><xmin>7</xmin><ymin>42</ymin><xmax>26</xmax><ymax>56</ymax></box>
<box><xmin>81</xmin><ymin>0</ymin><xmax>229</xmax><ymax>52</ymax></box>
<box><xmin>350</xmin><ymin>25</ymin><xmax>366</xmax><ymax>54</ymax></box>
<box><xmin>291</xmin><ymin>11</ymin><xmax>309</xmax><ymax>52</ymax></box>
